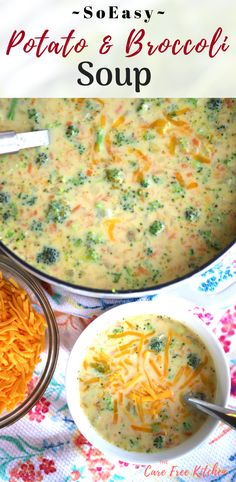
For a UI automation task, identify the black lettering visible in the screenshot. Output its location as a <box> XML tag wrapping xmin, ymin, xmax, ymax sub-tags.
<box><xmin>122</xmin><ymin>10</ymin><xmax>131</xmax><ymax>20</ymax></box>
<box><xmin>77</xmin><ymin>61</ymin><xmax>94</xmax><ymax>86</ymax></box>
<box><xmin>115</xmin><ymin>67</ymin><xmax>132</xmax><ymax>86</ymax></box>
<box><xmin>134</xmin><ymin>10</ymin><xmax>141</xmax><ymax>19</ymax></box>
<box><xmin>133</xmin><ymin>67</ymin><xmax>151</xmax><ymax>93</ymax></box>
<box><xmin>110</xmin><ymin>6</ymin><xmax>118</xmax><ymax>18</ymax></box>
<box><xmin>97</xmin><ymin>9</ymin><xmax>105</xmax><ymax>19</ymax></box>
<box><xmin>96</xmin><ymin>67</ymin><xmax>112</xmax><ymax>85</ymax></box>
<box><xmin>84</xmin><ymin>6</ymin><xmax>92</xmax><ymax>19</ymax></box>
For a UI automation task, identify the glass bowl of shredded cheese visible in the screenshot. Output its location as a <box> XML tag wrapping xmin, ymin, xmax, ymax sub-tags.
<box><xmin>0</xmin><ymin>254</ymin><xmax>59</xmax><ymax>428</ymax></box>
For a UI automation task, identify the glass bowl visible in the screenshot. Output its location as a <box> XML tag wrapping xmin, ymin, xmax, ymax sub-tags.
<box><xmin>0</xmin><ymin>254</ymin><xmax>59</xmax><ymax>428</ymax></box>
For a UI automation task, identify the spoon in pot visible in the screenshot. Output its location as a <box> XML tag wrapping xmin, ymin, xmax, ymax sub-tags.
<box><xmin>184</xmin><ymin>394</ymin><xmax>236</xmax><ymax>430</ymax></box>
<box><xmin>0</xmin><ymin>130</ymin><xmax>50</xmax><ymax>155</ymax></box>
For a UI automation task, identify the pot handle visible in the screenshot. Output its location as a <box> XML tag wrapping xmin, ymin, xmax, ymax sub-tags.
<box><xmin>170</xmin><ymin>280</ymin><xmax>236</xmax><ymax>309</ymax></box>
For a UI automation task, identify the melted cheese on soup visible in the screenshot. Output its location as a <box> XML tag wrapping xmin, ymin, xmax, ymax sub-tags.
<box><xmin>0</xmin><ymin>98</ymin><xmax>235</xmax><ymax>290</ymax></box>
<box><xmin>79</xmin><ymin>315</ymin><xmax>216</xmax><ymax>452</ymax></box>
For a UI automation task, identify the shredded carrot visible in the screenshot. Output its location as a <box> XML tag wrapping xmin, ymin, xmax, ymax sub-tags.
<box><xmin>131</xmin><ymin>425</ymin><xmax>153</xmax><ymax>433</ymax></box>
<box><xmin>103</xmin><ymin>218</ymin><xmax>121</xmax><ymax>242</ymax></box>
<box><xmin>108</xmin><ymin>331</ymin><xmax>145</xmax><ymax>339</ymax></box>
<box><xmin>192</xmin><ymin>153</ymin><xmax>211</xmax><ymax>164</ymax></box>
<box><xmin>72</xmin><ymin>204</ymin><xmax>81</xmax><ymax>213</ymax></box>
<box><xmin>175</xmin><ymin>172</ymin><xmax>185</xmax><ymax>187</ymax></box>
<box><xmin>187</xmin><ymin>181</ymin><xmax>198</xmax><ymax>189</ymax></box>
<box><xmin>100</xmin><ymin>114</ymin><xmax>106</xmax><ymax>128</ymax></box>
<box><xmin>0</xmin><ymin>272</ymin><xmax>46</xmax><ymax>414</ymax></box>
<box><xmin>113</xmin><ymin>399</ymin><xmax>118</xmax><ymax>424</ymax></box>
<box><xmin>146</xmin><ymin>119</ymin><xmax>167</xmax><ymax>135</ymax></box>
<box><xmin>149</xmin><ymin>358</ymin><xmax>162</xmax><ymax>378</ymax></box>
<box><xmin>168</xmin><ymin>135</ymin><xmax>178</xmax><ymax>155</ymax></box>
<box><xmin>84</xmin><ymin>377</ymin><xmax>100</xmax><ymax>384</ymax></box>
<box><xmin>112</xmin><ymin>115</ymin><xmax>125</xmax><ymax>129</ymax></box>
<box><xmin>172</xmin><ymin>366</ymin><xmax>185</xmax><ymax>385</ymax></box>
<box><xmin>28</xmin><ymin>163</ymin><xmax>33</xmax><ymax>174</ymax></box>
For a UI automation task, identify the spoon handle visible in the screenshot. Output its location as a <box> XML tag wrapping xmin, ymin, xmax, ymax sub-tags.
<box><xmin>187</xmin><ymin>397</ymin><xmax>236</xmax><ymax>430</ymax></box>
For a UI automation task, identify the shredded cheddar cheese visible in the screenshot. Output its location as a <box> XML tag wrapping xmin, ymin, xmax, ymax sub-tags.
<box><xmin>0</xmin><ymin>271</ymin><xmax>46</xmax><ymax>414</ymax></box>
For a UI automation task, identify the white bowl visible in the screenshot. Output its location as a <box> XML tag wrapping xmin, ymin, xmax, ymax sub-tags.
<box><xmin>66</xmin><ymin>296</ymin><xmax>230</xmax><ymax>463</ymax></box>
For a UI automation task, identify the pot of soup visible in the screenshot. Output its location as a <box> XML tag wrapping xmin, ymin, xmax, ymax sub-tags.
<box><xmin>0</xmin><ymin>98</ymin><xmax>235</xmax><ymax>298</ymax></box>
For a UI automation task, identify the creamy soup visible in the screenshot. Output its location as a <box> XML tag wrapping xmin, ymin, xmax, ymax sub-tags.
<box><xmin>79</xmin><ymin>315</ymin><xmax>216</xmax><ymax>452</ymax></box>
<box><xmin>0</xmin><ymin>98</ymin><xmax>235</xmax><ymax>290</ymax></box>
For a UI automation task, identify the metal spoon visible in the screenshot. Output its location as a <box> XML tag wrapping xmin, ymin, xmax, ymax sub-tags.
<box><xmin>0</xmin><ymin>130</ymin><xmax>50</xmax><ymax>155</ymax></box>
<box><xmin>184</xmin><ymin>394</ymin><xmax>236</xmax><ymax>430</ymax></box>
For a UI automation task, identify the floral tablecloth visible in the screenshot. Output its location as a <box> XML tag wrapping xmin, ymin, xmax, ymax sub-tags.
<box><xmin>1</xmin><ymin>247</ymin><xmax>236</xmax><ymax>482</ymax></box>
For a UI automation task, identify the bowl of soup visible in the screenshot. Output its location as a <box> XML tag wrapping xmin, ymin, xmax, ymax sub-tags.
<box><xmin>0</xmin><ymin>98</ymin><xmax>235</xmax><ymax>297</ymax></box>
<box><xmin>66</xmin><ymin>297</ymin><xmax>230</xmax><ymax>463</ymax></box>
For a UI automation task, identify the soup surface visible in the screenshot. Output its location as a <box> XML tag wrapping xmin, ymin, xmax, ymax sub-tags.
<box><xmin>0</xmin><ymin>98</ymin><xmax>235</xmax><ymax>290</ymax></box>
<box><xmin>79</xmin><ymin>315</ymin><xmax>216</xmax><ymax>452</ymax></box>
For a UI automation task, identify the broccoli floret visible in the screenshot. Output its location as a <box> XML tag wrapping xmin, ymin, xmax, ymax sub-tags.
<box><xmin>86</xmin><ymin>231</ymin><xmax>102</xmax><ymax>247</ymax></box>
<box><xmin>152</xmin><ymin>176</ymin><xmax>163</xmax><ymax>184</ymax></box>
<box><xmin>206</xmin><ymin>98</ymin><xmax>223</xmax><ymax>111</ymax></box>
<box><xmin>172</xmin><ymin>182</ymin><xmax>185</xmax><ymax>197</ymax></box>
<box><xmin>186</xmin><ymin>98</ymin><xmax>198</xmax><ymax>107</ymax></box>
<box><xmin>86</xmin><ymin>248</ymin><xmax>100</xmax><ymax>262</ymax></box>
<box><xmin>113</xmin><ymin>131</ymin><xmax>135</xmax><ymax>146</ymax></box>
<box><xmin>91</xmin><ymin>361</ymin><xmax>109</xmax><ymax>374</ymax></box>
<box><xmin>129</xmin><ymin>438</ymin><xmax>139</xmax><ymax>448</ymax></box>
<box><xmin>143</xmin><ymin>130</ymin><xmax>156</xmax><ymax>141</ymax></box>
<box><xmin>0</xmin><ymin>202</ymin><xmax>17</xmax><ymax>221</ymax></box>
<box><xmin>140</xmin><ymin>177</ymin><xmax>151</xmax><ymax>188</ymax></box>
<box><xmin>153</xmin><ymin>435</ymin><xmax>164</xmax><ymax>449</ymax></box>
<box><xmin>0</xmin><ymin>192</ymin><xmax>10</xmax><ymax>203</ymax></box>
<box><xmin>187</xmin><ymin>353</ymin><xmax>201</xmax><ymax>369</ymax></box>
<box><xmin>147</xmin><ymin>200</ymin><xmax>163</xmax><ymax>211</ymax></box>
<box><xmin>28</xmin><ymin>108</ymin><xmax>40</xmax><ymax>124</ymax></box>
<box><xmin>113</xmin><ymin>326</ymin><xmax>124</xmax><ymax>334</ymax></box>
<box><xmin>102</xmin><ymin>395</ymin><xmax>113</xmax><ymax>411</ymax></box>
<box><xmin>35</xmin><ymin>152</ymin><xmax>48</xmax><ymax>167</ymax></box>
<box><xmin>149</xmin><ymin>336</ymin><xmax>165</xmax><ymax>352</ymax></box>
<box><xmin>183</xmin><ymin>421</ymin><xmax>192</xmax><ymax>432</ymax></box>
<box><xmin>184</xmin><ymin>207</ymin><xmax>200</xmax><ymax>221</ymax></box>
<box><xmin>36</xmin><ymin>246</ymin><xmax>59</xmax><ymax>265</ymax></box>
<box><xmin>120</xmin><ymin>190</ymin><xmax>137</xmax><ymax>212</ymax></box>
<box><xmin>30</xmin><ymin>219</ymin><xmax>43</xmax><ymax>232</ymax></box>
<box><xmin>65</xmin><ymin>124</ymin><xmax>79</xmax><ymax>139</ymax></box>
<box><xmin>146</xmin><ymin>247</ymin><xmax>153</xmax><ymax>256</ymax></box>
<box><xmin>199</xmin><ymin>230</ymin><xmax>221</xmax><ymax>250</ymax></box>
<box><xmin>111</xmin><ymin>272</ymin><xmax>122</xmax><ymax>284</ymax></box>
<box><xmin>149</xmin><ymin>220</ymin><xmax>165</xmax><ymax>236</ymax></box>
<box><xmin>106</xmin><ymin>168</ymin><xmax>124</xmax><ymax>185</ymax></box>
<box><xmin>46</xmin><ymin>200</ymin><xmax>70</xmax><ymax>224</ymax></box>
<box><xmin>69</xmin><ymin>172</ymin><xmax>87</xmax><ymax>186</ymax></box>
<box><xmin>78</xmin><ymin>143</ymin><xmax>85</xmax><ymax>154</ymax></box>
<box><xmin>18</xmin><ymin>193</ymin><xmax>37</xmax><ymax>206</ymax></box>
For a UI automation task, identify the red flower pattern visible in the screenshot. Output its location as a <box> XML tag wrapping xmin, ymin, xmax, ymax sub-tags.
<box><xmin>9</xmin><ymin>458</ymin><xmax>56</xmax><ymax>482</ymax></box>
<box><xmin>231</xmin><ymin>365</ymin><xmax>236</xmax><ymax>397</ymax></box>
<box><xmin>39</xmin><ymin>458</ymin><xmax>56</xmax><ymax>475</ymax></box>
<box><xmin>218</xmin><ymin>335</ymin><xmax>231</xmax><ymax>353</ymax></box>
<box><xmin>220</xmin><ymin>307</ymin><xmax>236</xmax><ymax>336</ymax></box>
<box><xmin>73</xmin><ymin>431</ymin><xmax>114</xmax><ymax>481</ymax></box>
<box><xmin>28</xmin><ymin>397</ymin><xmax>50</xmax><ymax>423</ymax></box>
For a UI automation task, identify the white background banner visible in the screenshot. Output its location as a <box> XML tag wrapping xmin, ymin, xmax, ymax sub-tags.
<box><xmin>0</xmin><ymin>0</ymin><xmax>235</xmax><ymax>96</ymax></box>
